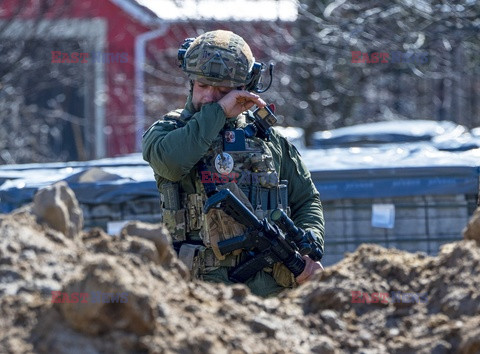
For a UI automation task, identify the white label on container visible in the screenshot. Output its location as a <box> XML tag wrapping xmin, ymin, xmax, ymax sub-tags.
<box><xmin>371</xmin><ymin>204</ymin><xmax>395</xmax><ymax>229</ymax></box>
<box><xmin>107</xmin><ymin>220</ymin><xmax>131</xmax><ymax>235</ymax></box>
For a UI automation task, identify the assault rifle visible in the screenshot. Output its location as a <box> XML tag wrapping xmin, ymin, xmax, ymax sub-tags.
<box><xmin>203</xmin><ymin>189</ymin><xmax>323</xmax><ymax>283</ymax></box>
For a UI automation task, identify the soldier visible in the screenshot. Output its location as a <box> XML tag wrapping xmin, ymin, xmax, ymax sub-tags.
<box><xmin>143</xmin><ymin>30</ymin><xmax>324</xmax><ymax>297</ymax></box>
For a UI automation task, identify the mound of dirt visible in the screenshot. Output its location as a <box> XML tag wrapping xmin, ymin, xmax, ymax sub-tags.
<box><xmin>1</xmin><ymin>182</ymin><xmax>480</xmax><ymax>353</ymax></box>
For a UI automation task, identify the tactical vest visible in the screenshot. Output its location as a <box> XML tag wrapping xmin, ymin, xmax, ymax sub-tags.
<box><xmin>159</xmin><ymin>109</ymin><xmax>289</xmax><ymax>259</ymax></box>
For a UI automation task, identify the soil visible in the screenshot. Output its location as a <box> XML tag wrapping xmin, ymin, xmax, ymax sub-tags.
<box><xmin>1</xmin><ymin>182</ymin><xmax>479</xmax><ymax>353</ymax></box>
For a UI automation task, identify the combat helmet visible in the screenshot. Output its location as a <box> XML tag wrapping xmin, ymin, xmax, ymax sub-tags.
<box><xmin>178</xmin><ymin>30</ymin><xmax>256</xmax><ymax>89</ymax></box>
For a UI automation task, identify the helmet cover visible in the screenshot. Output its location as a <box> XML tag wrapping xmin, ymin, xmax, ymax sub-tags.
<box><xmin>183</xmin><ymin>30</ymin><xmax>254</xmax><ymax>87</ymax></box>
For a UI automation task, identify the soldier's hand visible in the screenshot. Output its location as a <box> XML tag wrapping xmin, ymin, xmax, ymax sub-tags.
<box><xmin>295</xmin><ymin>255</ymin><xmax>324</xmax><ymax>285</ymax></box>
<box><xmin>218</xmin><ymin>90</ymin><xmax>266</xmax><ymax>118</ymax></box>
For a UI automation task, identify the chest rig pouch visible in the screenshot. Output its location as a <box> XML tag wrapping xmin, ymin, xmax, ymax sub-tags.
<box><xmin>158</xmin><ymin>109</ymin><xmax>207</xmax><ymax>243</ymax></box>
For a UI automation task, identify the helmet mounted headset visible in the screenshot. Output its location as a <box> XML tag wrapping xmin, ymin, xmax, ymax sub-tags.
<box><xmin>177</xmin><ymin>30</ymin><xmax>273</xmax><ymax>93</ymax></box>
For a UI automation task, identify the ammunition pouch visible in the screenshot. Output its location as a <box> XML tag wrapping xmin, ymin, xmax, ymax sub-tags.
<box><xmin>160</xmin><ymin>182</ymin><xmax>205</xmax><ymax>242</ymax></box>
<box><xmin>187</xmin><ymin>194</ymin><xmax>204</xmax><ymax>231</ymax></box>
<box><xmin>162</xmin><ymin>209</ymin><xmax>187</xmax><ymax>242</ymax></box>
<box><xmin>160</xmin><ymin>182</ymin><xmax>186</xmax><ymax>242</ymax></box>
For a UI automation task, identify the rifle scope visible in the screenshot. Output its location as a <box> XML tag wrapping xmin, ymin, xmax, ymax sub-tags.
<box><xmin>271</xmin><ymin>209</ymin><xmax>323</xmax><ymax>261</ymax></box>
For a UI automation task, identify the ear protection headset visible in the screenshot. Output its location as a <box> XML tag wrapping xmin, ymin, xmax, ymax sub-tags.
<box><xmin>177</xmin><ymin>37</ymin><xmax>273</xmax><ymax>93</ymax></box>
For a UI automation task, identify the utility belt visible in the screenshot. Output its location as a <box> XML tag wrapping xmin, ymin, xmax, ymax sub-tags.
<box><xmin>173</xmin><ymin>241</ymin><xmax>295</xmax><ymax>288</ymax></box>
<box><xmin>173</xmin><ymin>242</ymin><xmax>243</xmax><ymax>279</ymax></box>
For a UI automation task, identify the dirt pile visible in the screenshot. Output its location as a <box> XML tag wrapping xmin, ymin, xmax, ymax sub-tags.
<box><xmin>1</xmin><ymin>182</ymin><xmax>480</xmax><ymax>353</ymax></box>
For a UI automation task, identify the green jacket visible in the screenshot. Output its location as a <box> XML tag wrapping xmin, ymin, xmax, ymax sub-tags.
<box><xmin>142</xmin><ymin>97</ymin><xmax>325</xmax><ymax>253</ymax></box>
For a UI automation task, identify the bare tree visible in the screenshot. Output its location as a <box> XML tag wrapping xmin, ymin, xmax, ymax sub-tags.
<box><xmin>2</xmin><ymin>0</ymin><xmax>479</xmax><ymax>164</ymax></box>
<box><xmin>0</xmin><ymin>1</ymin><xmax>94</xmax><ymax>163</ymax></box>
<box><xmin>287</xmin><ymin>0</ymin><xmax>480</xmax><ymax>144</ymax></box>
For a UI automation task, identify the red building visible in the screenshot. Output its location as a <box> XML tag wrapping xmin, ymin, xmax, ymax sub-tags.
<box><xmin>0</xmin><ymin>0</ymin><xmax>295</xmax><ymax>160</ymax></box>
